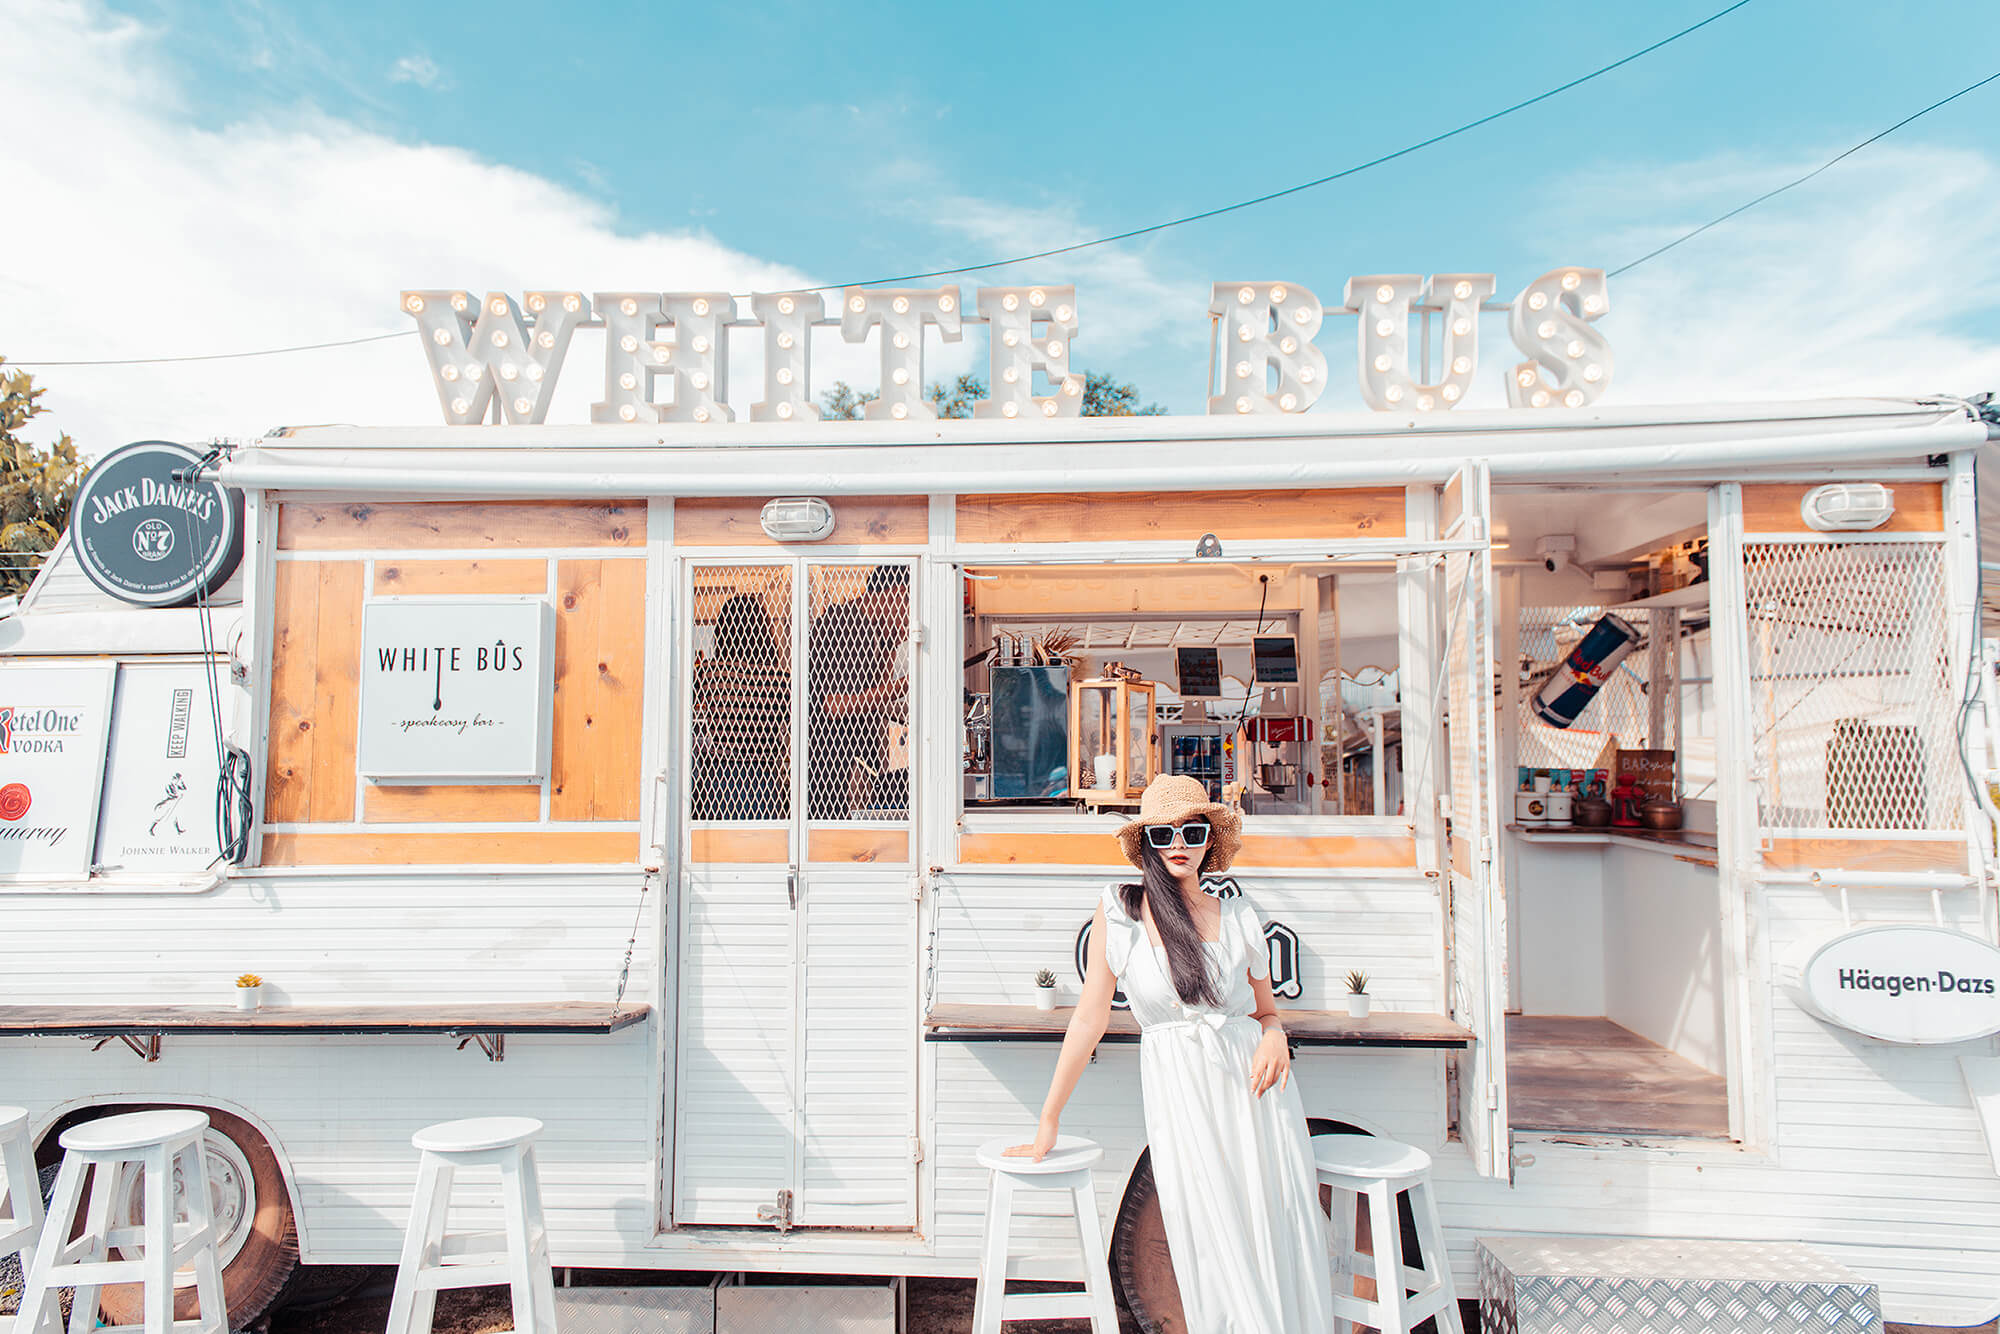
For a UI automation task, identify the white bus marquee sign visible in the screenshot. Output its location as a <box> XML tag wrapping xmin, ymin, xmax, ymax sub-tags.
<box><xmin>358</xmin><ymin>599</ymin><xmax>556</xmax><ymax>785</ymax></box>
<box><xmin>1799</xmin><ymin>925</ymin><xmax>2000</xmax><ymax>1046</ymax></box>
<box><xmin>403</xmin><ymin>268</ymin><xmax>1612</xmax><ymax>427</ymax></box>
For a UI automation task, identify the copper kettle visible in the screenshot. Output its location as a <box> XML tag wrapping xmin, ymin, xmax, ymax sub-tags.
<box><xmin>1640</xmin><ymin>796</ymin><xmax>1684</xmax><ymax>831</ymax></box>
<box><xmin>1573</xmin><ymin>790</ymin><xmax>1613</xmax><ymax>828</ymax></box>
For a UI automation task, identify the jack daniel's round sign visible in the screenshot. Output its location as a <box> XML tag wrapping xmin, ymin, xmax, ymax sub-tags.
<box><xmin>71</xmin><ymin>441</ymin><xmax>244</xmax><ymax>607</ymax></box>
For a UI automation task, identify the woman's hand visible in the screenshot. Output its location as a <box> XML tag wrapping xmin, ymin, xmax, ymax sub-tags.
<box><xmin>1003</xmin><ymin>1113</ymin><xmax>1061</xmax><ymax>1162</ymax></box>
<box><xmin>1249</xmin><ymin>1027</ymin><xmax>1290</xmax><ymax>1097</ymax></box>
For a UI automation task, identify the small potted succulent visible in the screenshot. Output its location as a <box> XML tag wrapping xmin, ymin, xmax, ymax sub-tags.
<box><xmin>235</xmin><ymin>973</ymin><xmax>264</xmax><ymax>1011</ymax></box>
<box><xmin>1034</xmin><ymin>968</ymin><xmax>1059</xmax><ymax>1011</ymax></box>
<box><xmin>1344</xmin><ymin>969</ymin><xmax>1372</xmax><ymax>1020</ymax></box>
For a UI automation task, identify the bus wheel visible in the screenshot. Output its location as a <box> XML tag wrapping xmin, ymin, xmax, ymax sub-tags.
<box><xmin>79</xmin><ymin>1107</ymin><xmax>299</xmax><ymax>1330</ymax></box>
<box><xmin>1109</xmin><ymin>1150</ymin><xmax>1184</xmax><ymax>1334</ymax></box>
<box><xmin>1111</xmin><ymin>1122</ymin><xmax>1374</xmax><ymax>1334</ymax></box>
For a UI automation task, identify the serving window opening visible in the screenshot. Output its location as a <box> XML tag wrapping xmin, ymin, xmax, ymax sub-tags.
<box><xmin>959</xmin><ymin>562</ymin><xmax>1403</xmax><ymax>824</ymax></box>
<box><xmin>1490</xmin><ymin>487</ymin><xmax>1732</xmax><ymax>1141</ymax></box>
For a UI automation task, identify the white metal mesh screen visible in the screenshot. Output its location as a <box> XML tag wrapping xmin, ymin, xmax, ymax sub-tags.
<box><xmin>689</xmin><ymin>565</ymin><xmax>792</xmax><ymax>822</ymax></box>
<box><xmin>1516</xmin><ymin>606</ymin><xmax>1656</xmax><ymax>770</ymax></box>
<box><xmin>805</xmin><ymin>563</ymin><xmax>912</xmax><ymax>822</ymax></box>
<box><xmin>1743</xmin><ymin>541</ymin><xmax>1958</xmax><ymax>832</ymax></box>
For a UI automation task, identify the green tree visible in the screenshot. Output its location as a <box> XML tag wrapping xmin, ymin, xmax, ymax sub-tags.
<box><xmin>0</xmin><ymin>361</ymin><xmax>86</xmax><ymax>596</ymax></box>
<box><xmin>820</xmin><ymin>369</ymin><xmax>1163</xmax><ymax>420</ymax></box>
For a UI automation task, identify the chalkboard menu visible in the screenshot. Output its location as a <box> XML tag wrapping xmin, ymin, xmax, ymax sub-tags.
<box><xmin>1176</xmin><ymin>646</ymin><xmax>1222</xmax><ymax>698</ymax></box>
<box><xmin>1252</xmin><ymin>635</ymin><xmax>1299</xmax><ymax>684</ymax></box>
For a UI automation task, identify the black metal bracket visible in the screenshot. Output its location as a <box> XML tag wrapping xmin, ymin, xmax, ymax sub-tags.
<box><xmin>89</xmin><ymin>1033</ymin><xmax>161</xmax><ymax>1063</ymax></box>
<box><xmin>454</xmin><ymin>1032</ymin><xmax>506</xmax><ymax>1062</ymax></box>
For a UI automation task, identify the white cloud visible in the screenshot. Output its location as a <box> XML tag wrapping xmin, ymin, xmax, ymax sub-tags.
<box><xmin>388</xmin><ymin>54</ymin><xmax>441</xmax><ymax>88</ymax></box>
<box><xmin>1562</xmin><ymin>144</ymin><xmax>2000</xmax><ymax>405</ymax></box>
<box><xmin>0</xmin><ymin>0</ymin><xmax>888</xmax><ymax>452</ymax></box>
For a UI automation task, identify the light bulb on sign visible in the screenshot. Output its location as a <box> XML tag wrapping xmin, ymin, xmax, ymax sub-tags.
<box><xmin>1206</xmin><ymin>281</ymin><xmax>1326</xmax><ymax>415</ymax></box>
<box><xmin>752</xmin><ymin>291</ymin><xmax>824</xmax><ymax>422</ymax></box>
<box><xmin>844</xmin><ymin>286</ymin><xmax>964</xmax><ymax>421</ymax></box>
<box><xmin>975</xmin><ymin>285</ymin><xmax>1080</xmax><ymax>420</ymax></box>
<box><xmin>1345</xmin><ymin>273</ymin><xmax>1492</xmax><ymax>413</ymax></box>
<box><xmin>1507</xmin><ymin>267</ymin><xmax>1612</xmax><ymax>409</ymax></box>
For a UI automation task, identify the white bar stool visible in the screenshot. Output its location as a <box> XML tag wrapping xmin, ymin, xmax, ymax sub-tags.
<box><xmin>1314</xmin><ymin>1134</ymin><xmax>1464</xmax><ymax>1334</ymax></box>
<box><xmin>971</xmin><ymin>1134</ymin><xmax>1120</xmax><ymax>1334</ymax></box>
<box><xmin>2</xmin><ymin>1106</ymin><xmax>59</xmax><ymax>1334</ymax></box>
<box><xmin>15</xmin><ymin>1109</ymin><xmax>227</xmax><ymax>1334</ymax></box>
<box><xmin>385</xmin><ymin>1117</ymin><xmax>555</xmax><ymax>1334</ymax></box>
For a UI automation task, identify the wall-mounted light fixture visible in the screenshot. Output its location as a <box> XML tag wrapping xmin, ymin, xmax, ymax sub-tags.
<box><xmin>1801</xmin><ymin>483</ymin><xmax>1895</xmax><ymax>532</ymax></box>
<box><xmin>760</xmin><ymin>497</ymin><xmax>836</xmax><ymax>542</ymax></box>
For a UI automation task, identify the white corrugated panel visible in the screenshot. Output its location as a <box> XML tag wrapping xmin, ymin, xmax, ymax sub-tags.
<box><xmin>797</xmin><ymin>870</ymin><xmax>915</xmax><ymax>1226</ymax></box>
<box><xmin>673</xmin><ymin>868</ymin><xmax>796</xmax><ymax>1225</ymax></box>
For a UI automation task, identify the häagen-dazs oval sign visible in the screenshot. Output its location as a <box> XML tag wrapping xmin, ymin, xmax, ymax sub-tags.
<box><xmin>1799</xmin><ymin>926</ymin><xmax>2000</xmax><ymax>1045</ymax></box>
<box><xmin>71</xmin><ymin>441</ymin><xmax>244</xmax><ymax>608</ymax></box>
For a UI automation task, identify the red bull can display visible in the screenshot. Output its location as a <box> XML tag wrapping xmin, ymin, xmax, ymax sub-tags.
<box><xmin>1530</xmin><ymin>612</ymin><xmax>1642</xmax><ymax>728</ymax></box>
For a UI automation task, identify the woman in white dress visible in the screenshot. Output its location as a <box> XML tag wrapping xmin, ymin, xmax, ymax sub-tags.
<box><xmin>1008</xmin><ymin>775</ymin><xmax>1334</xmax><ymax>1334</ymax></box>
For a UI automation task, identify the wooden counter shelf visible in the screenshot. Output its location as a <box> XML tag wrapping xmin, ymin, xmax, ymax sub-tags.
<box><xmin>923</xmin><ymin>1002</ymin><xmax>1471</xmax><ymax>1049</ymax></box>
<box><xmin>1507</xmin><ymin>825</ymin><xmax>1718</xmax><ymax>866</ymax></box>
<box><xmin>0</xmin><ymin>1002</ymin><xmax>650</xmax><ymax>1064</ymax></box>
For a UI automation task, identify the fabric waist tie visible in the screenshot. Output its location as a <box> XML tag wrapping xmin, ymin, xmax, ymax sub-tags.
<box><xmin>1144</xmin><ymin>1012</ymin><xmax>1257</xmax><ymax>1072</ymax></box>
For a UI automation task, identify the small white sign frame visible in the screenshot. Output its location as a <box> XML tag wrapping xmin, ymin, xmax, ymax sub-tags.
<box><xmin>358</xmin><ymin>598</ymin><xmax>556</xmax><ymax>785</ymax></box>
<box><xmin>1798</xmin><ymin>925</ymin><xmax>2000</xmax><ymax>1045</ymax></box>
<box><xmin>0</xmin><ymin>662</ymin><xmax>117</xmax><ymax>878</ymax></box>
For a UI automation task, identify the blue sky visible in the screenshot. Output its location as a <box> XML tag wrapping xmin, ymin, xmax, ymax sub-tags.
<box><xmin>3</xmin><ymin>0</ymin><xmax>1997</xmax><ymax>447</ymax></box>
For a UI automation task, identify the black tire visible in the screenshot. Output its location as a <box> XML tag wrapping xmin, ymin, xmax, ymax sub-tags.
<box><xmin>45</xmin><ymin>1106</ymin><xmax>298</xmax><ymax>1330</ymax></box>
<box><xmin>1110</xmin><ymin>1120</ymin><xmax>1378</xmax><ymax>1334</ymax></box>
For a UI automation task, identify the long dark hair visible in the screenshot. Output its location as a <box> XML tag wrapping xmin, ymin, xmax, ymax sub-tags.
<box><xmin>714</xmin><ymin>593</ymin><xmax>777</xmax><ymax>664</ymax></box>
<box><xmin>1119</xmin><ymin>841</ymin><xmax>1221</xmax><ymax>1007</ymax></box>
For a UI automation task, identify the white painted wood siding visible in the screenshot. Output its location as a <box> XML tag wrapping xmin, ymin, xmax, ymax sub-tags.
<box><xmin>798</xmin><ymin>869</ymin><xmax>916</xmax><ymax>1226</ymax></box>
<box><xmin>673</xmin><ymin>868</ymin><xmax>795</xmax><ymax>1224</ymax></box>
<box><xmin>933</xmin><ymin>869</ymin><xmax>1444</xmax><ymax>1012</ymax></box>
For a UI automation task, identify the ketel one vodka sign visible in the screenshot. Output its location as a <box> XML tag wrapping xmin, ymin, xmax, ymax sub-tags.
<box><xmin>71</xmin><ymin>441</ymin><xmax>245</xmax><ymax>607</ymax></box>
<box><xmin>357</xmin><ymin>599</ymin><xmax>555</xmax><ymax>784</ymax></box>
<box><xmin>1798</xmin><ymin>925</ymin><xmax>2000</xmax><ymax>1046</ymax></box>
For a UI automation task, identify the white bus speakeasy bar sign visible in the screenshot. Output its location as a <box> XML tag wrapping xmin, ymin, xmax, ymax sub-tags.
<box><xmin>357</xmin><ymin>600</ymin><xmax>556</xmax><ymax>784</ymax></box>
<box><xmin>403</xmin><ymin>269</ymin><xmax>1611</xmax><ymax>426</ymax></box>
<box><xmin>1799</xmin><ymin>925</ymin><xmax>2000</xmax><ymax>1045</ymax></box>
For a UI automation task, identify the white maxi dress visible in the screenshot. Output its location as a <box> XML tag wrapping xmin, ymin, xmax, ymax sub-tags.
<box><xmin>1099</xmin><ymin>884</ymin><xmax>1334</xmax><ymax>1334</ymax></box>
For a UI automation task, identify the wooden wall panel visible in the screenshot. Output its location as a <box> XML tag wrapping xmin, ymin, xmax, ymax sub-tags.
<box><xmin>689</xmin><ymin>829</ymin><xmax>789</xmax><ymax>863</ymax></box>
<box><xmin>807</xmin><ymin>829</ymin><xmax>911</xmax><ymax>864</ymax></box>
<box><xmin>372</xmin><ymin>559</ymin><xmax>549</xmax><ymax>595</ymax></box>
<box><xmin>955</xmin><ymin>488</ymin><xmax>1405</xmax><ymax>545</ymax></box>
<box><xmin>310</xmin><ymin>562</ymin><xmax>364</xmax><ymax>822</ymax></box>
<box><xmin>1740</xmin><ymin>482</ymin><xmax>1944</xmax><ymax>534</ymax></box>
<box><xmin>264</xmin><ymin>560</ymin><xmax>364</xmax><ymax>824</ymax></box>
<box><xmin>261</xmin><ymin>831</ymin><xmax>639</xmax><ymax>866</ymax></box>
<box><xmin>550</xmin><ymin>558</ymin><xmax>648</xmax><ymax>821</ymax></box>
<box><xmin>1762</xmin><ymin>837</ymin><xmax>1966</xmax><ymax>875</ymax></box>
<box><xmin>674</xmin><ymin>496</ymin><xmax>928</xmax><ymax>547</ymax></box>
<box><xmin>277</xmin><ymin>500</ymin><xmax>644</xmax><ymax>551</ymax></box>
<box><xmin>363</xmin><ymin>785</ymin><xmax>543</xmax><ymax>823</ymax></box>
<box><xmin>958</xmin><ymin>830</ymin><xmax>1416</xmax><ymax>869</ymax></box>
<box><xmin>263</xmin><ymin>560</ymin><xmax>319</xmax><ymax>824</ymax></box>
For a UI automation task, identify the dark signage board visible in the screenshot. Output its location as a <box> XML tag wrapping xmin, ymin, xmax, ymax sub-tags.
<box><xmin>1175</xmin><ymin>646</ymin><xmax>1222</xmax><ymax>699</ymax></box>
<box><xmin>1252</xmin><ymin>635</ymin><xmax>1299</xmax><ymax>684</ymax></box>
<box><xmin>70</xmin><ymin>441</ymin><xmax>244</xmax><ymax>608</ymax></box>
<box><xmin>1614</xmin><ymin>748</ymin><xmax>1677</xmax><ymax>796</ymax></box>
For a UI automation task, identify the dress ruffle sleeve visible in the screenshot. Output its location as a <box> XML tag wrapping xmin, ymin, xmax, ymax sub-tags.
<box><xmin>1233</xmin><ymin>894</ymin><xmax>1270</xmax><ymax>979</ymax></box>
<box><xmin>1098</xmin><ymin>884</ymin><xmax>1136</xmax><ymax>977</ymax></box>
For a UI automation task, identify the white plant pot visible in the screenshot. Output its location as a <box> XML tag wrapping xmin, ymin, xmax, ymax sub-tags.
<box><xmin>1346</xmin><ymin>993</ymin><xmax>1371</xmax><ymax>1019</ymax></box>
<box><xmin>1034</xmin><ymin>987</ymin><xmax>1057</xmax><ymax>1012</ymax></box>
<box><xmin>237</xmin><ymin>986</ymin><xmax>262</xmax><ymax>1011</ymax></box>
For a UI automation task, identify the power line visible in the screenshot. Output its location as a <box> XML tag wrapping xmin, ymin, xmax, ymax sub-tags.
<box><xmin>9</xmin><ymin>3</ymin><xmax>1751</xmax><ymax>372</ymax></box>
<box><xmin>12</xmin><ymin>329</ymin><xmax>412</xmax><ymax>368</ymax></box>
<box><xmin>1610</xmin><ymin>67</ymin><xmax>2000</xmax><ymax>277</ymax></box>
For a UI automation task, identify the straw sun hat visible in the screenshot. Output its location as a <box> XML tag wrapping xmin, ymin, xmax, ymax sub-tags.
<box><xmin>1115</xmin><ymin>775</ymin><xmax>1243</xmax><ymax>871</ymax></box>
